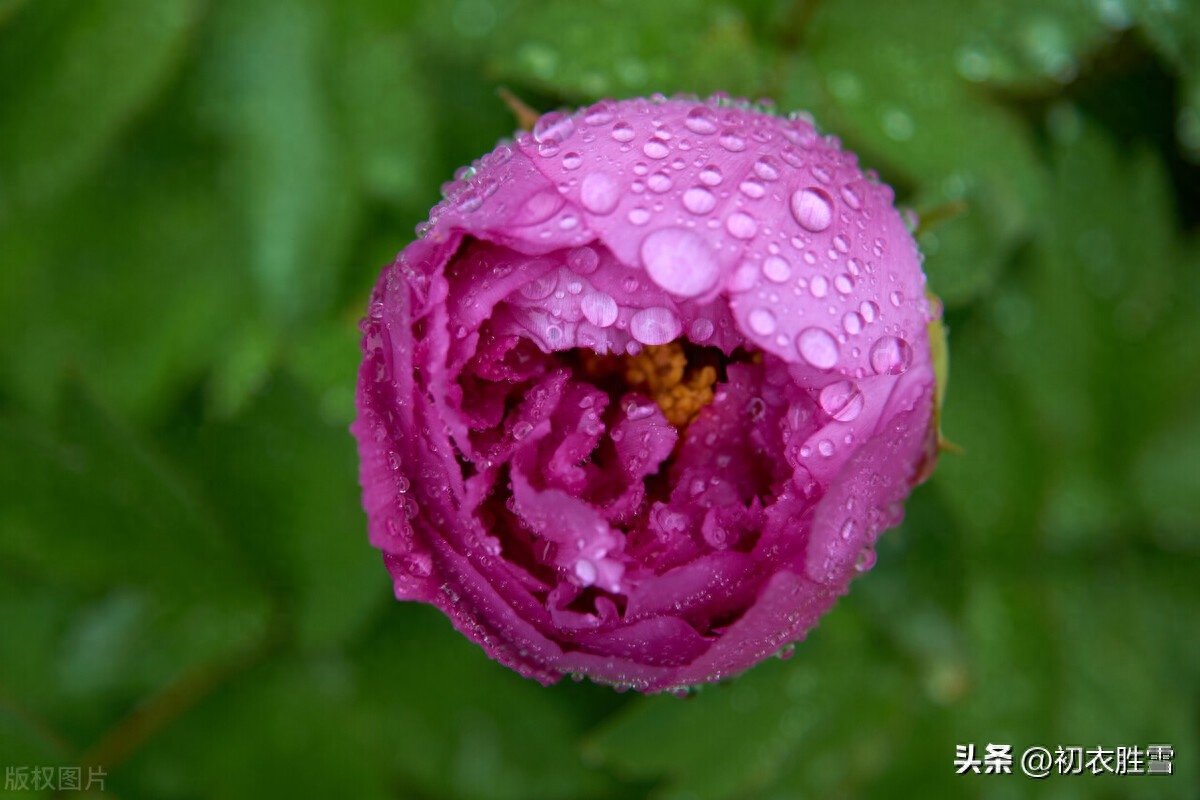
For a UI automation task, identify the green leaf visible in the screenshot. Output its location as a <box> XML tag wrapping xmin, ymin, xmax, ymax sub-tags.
<box><xmin>163</xmin><ymin>377</ymin><xmax>384</xmax><ymax>649</ymax></box>
<box><xmin>487</xmin><ymin>0</ymin><xmax>770</xmax><ymax>100</ymax></box>
<box><xmin>0</xmin><ymin>0</ymin><xmax>200</xmax><ymax>207</ymax></box>
<box><xmin>191</xmin><ymin>0</ymin><xmax>358</xmax><ymax>325</ymax></box>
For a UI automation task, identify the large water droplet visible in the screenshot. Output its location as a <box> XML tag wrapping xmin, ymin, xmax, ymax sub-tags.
<box><xmin>699</xmin><ymin>165</ymin><xmax>723</xmax><ymax>186</ymax></box>
<box><xmin>719</xmin><ymin>131</ymin><xmax>746</xmax><ymax>151</ymax></box>
<box><xmin>748</xmin><ymin>307</ymin><xmax>776</xmax><ymax>335</ymax></box>
<box><xmin>842</xmin><ymin>310</ymin><xmax>864</xmax><ymax>335</ymax></box>
<box><xmin>809</xmin><ymin>275</ymin><xmax>828</xmax><ymax>298</ymax></box>
<box><xmin>643</xmin><ymin>138</ymin><xmax>670</xmax><ymax>159</ymax></box>
<box><xmin>584</xmin><ymin>101</ymin><xmax>616</xmax><ymax>126</ymax></box>
<box><xmin>611</xmin><ymin>122</ymin><xmax>635</xmax><ymax>142</ymax></box>
<box><xmin>630</xmin><ymin>306</ymin><xmax>682</xmax><ymax>345</ymax></box>
<box><xmin>685</xmin><ymin>106</ymin><xmax>718</xmax><ymax>135</ymax></box>
<box><xmin>580</xmin><ymin>172</ymin><xmax>619</xmax><ymax>215</ymax></box>
<box><xmin>581</xmin><ymin>291</ymin><xmax>618</xmax><ymax>327</ymax></box>
<box><xmin>647</xmin><ymin>171</ymin><xmax>673</xmax><ymax>193</ymax></box>
<box><xmin>641</xmin><ymin>227</ymin><xmax>720</xmax><ymax>297</ymax></box>
<box><xmin>533</xmin><ymin>111</ymin><xmax>575</xmax><ymax>145</ymax></box>
<box><xmin>797</xmin><ymin>327</ymin><xmax>839</xmax><ymax>369</ymax></box>
<box><xmin>568</xmin><ymin>246</ymin><xmax>599</xmax><ymax>274</ymax></box>
<box><xmin>819</xmin><ymin>379</ymin><xmax>864</xmax><ymax>421</ymax></box>
<box><xmin>739</xmin><ymin>179</ymin><xmax>765</xmax><ymax>199</ymax></box>
<box><xmin>725</xmin><ymin>211</ymin><xmax>758</xmax><ymax>239</ymax></box>
<box><xmin>763</xmin><ymin>255</ymin><xmax>791</xmax><ymax>283</ymax></box>
<box><xmin>754</xmin><ymin>157</ymin><xmax>780</xmax><ymax>181</ymax></box>
<box><xmin>790</xmin><ymin>187</ymin><xmax>833</xmax><ymax>232</ymax></box>
<box><xmin>834</xmin><ymin>273</ymin><xmax>854</xmax><ymax>294</ymax></box>
<box><xmin>683</xmin><ymin>186</ymin><xmax>716</xmax><ymax>214</ymax></box>
<box><xmin>561</xmin><ymin>152</ymin><xmax>583</xmax><ymax>170</ymax></box>
<box><xmin>869</xmin><ymin>335</ymin><xmax>913</xmax><ymax>375</ymax></box>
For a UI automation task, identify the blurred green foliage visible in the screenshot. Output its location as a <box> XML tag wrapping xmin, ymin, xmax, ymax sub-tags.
<box><xmin>1</xmin><ymin>0</ymin><xmax>1198</xmax><ymax>798</ymax></box>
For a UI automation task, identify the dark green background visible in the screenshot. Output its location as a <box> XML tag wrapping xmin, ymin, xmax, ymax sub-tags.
<box><xmin>2</xmin><ymin>0</ymin><xmax>1198</xmax><ymax>797</ymax></box>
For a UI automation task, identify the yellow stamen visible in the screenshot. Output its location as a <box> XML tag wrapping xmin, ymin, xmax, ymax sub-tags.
<box><xmin>585</xmin><ymin>343</ymin><xmax>716</xmax><ymax>428</ymax></box>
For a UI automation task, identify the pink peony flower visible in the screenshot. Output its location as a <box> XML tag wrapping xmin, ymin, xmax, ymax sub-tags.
<box><xmin>352</xmin><ymin>95</ymin><xmax>939</xmax><ymax>693</ymax></box>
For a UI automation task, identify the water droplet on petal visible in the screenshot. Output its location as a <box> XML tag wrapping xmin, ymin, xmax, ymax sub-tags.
<box><xmin>818</xmin><ymin>439</ymin><xmax>835</xmax><ymax>457</ymax></box>
<box><xmin>643</xmin><ymin>138</ymin><xmax>670</xmax><ymax>159</ymax></box>
<box><xmin>580</xmin><ymin>172</ymin><xmax>620</xmax><ymax>215</ymax></box>
<box><xmin>562</xmin><ymin>152</ymin><xmax>583</xmax><ymax>170</ymax></box>
<box><xmin>869</xmin><ymin>335</ymin><xmax>913</xmax><ymax>375</ymax></box>
<box><xmin>581</xmin><ymin>291</ymin><xmax>618</xmax><ymax>327</ymax></box>
<box><xmin>584</xmin><ymin>101</ymin><xmax>616</xmax><ymax>126</ymax></box>
<box><xmin>842</xmin><ymin>311</ymin><xmax>864</xmax><ymax>335</ymax></box>
<box><xmin>690</xmin><ymin>317</ymin><xmax>714</xmax><ymax>341</ymax></box>
<box><xmin>533</xmin><ymin>111</ymin><xmax>575</xmax><ymax>145</ymax></box>
<box><xmin>890</xmin><ymin>290</ymin><xmax>904</xmax><ymax>307</ymax></box>
<box><xmin>628</xmin><ymin>207</ymin><xmax>651</xmax><ymax>225</ymax></box>
<box><xmin>859</xmin><ymin>300</ymin><xmax>879</xmax><ymax>323</ymax></box>
<box><xmin>568</xmin><ymin>246</ymin><xmax>599</xmax><ymax>274</ymax></box>
<box><xmin>840</xmin><ymin>184</ymin><xmax>862</xmax><ymax>210</ymax></box>
<box><xmin>763</xmin><ymin>255</ymin><xmax>791</xmax><ymax>283</ymax></box>
<box><xmin>839</xmin><ymin>518</ymin><xmax>858</xmax><ymax>541</ymax></box>
<box><xmin>611</xmin><ymin>122</ymin><xmax>635</xmax><ymax>142</ymax></box>
<box><xmin>754</xmin><ymin>157</ymin><xmax>780</xmax><ymax>181</ymax></box>
<box><xmin>739</xmin><ymin>179</ymin><xmax>766</xmax><ymax>199</ymax></box>
<box><xmin>809</xmin><ymin>275</ymin><xmax>828</xmax><ymax>298</ymax></box>
<box><xmin>748</xmin><ymin>307</ymin><xmax>777</xmax><ymax>335</ymax></box>
<box><xmin>630</xmin><ymin>306</ymin><xmax>682</xmax><ymax>345</ymax></box>
<box><xmin>819</xmin><ymin>379</ymin><xmax>864</xmax><ymax>421</ymax></box>
<box><xmin>699</xmin><ymin>165</ymin><xmax>723</xmax><ymax>185</ymax></box>
<box><xmin>685</xmin><ymin>106</ymin><xmax>718</xmax><ymax>134</ymax></box>
<box><xmin>725</xmin><ymin>211</ymin><xmax>758</xmax><ymax>239</ymax></box>
<box><xmin>719</xmin><ymin>131</ymin><xmax>746</xmax><ymax>151</ymax></box>
<box><xmin>791</xmin><ymin>187</ymin><xmax>833</xmax><ymax>232</ymax></box>
<box><xmin>647</xmin><ymin>171</ymin><xmax>673</xmax><ymax>193</ymax></box>
<box><xmin>797</xmin><ymin>327</ymin><xmax>839</xmax><ymax>369</ymax></box>
<box><xmin>683</xmin><ymin>186</ymin><xmax>717</xmax><ymax>214</ymax></box>
<box><xmin>834</xmin><ymin>273</ymin><xmax>854</xmax><ymax>294</ymax></box>
<box><xmin>641</xmin><ymin>227</ymin><xmax>719</xmax><ymax>297</ymax></box>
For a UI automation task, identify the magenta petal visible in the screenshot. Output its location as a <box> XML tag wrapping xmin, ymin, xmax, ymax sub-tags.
<box><xmin>352</xmin><ymin>95</ymin><xmax>940</xmax><ymax>693</ymax></box>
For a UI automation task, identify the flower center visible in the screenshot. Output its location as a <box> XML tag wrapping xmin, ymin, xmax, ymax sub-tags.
<box><xmin>576</xmin><ymin>341</ymin><xmax>720</xmax><ymax>428</ymax></box>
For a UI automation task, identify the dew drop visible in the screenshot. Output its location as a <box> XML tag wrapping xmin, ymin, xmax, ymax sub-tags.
<box><xmin>568</xmin><ymin>246</ymin><xmax>599</xmax><ymax>274</ymax></box>
<box><xmin>839</xmin><ymin>518</ymin><xmax>858</xmax><ymax>541</ymax></box>
<box><xmin>834</xmin><ymin>274</ymin><xmax>854</xmax><ymax>294</ymax></box>
<box><xmin>753</xmin><ymin>157</ymin><xmax>780</xmax><ymax>181</ymax></box>
<box><xmin>809</xmin><ymin>275</ymin><xmax>828</xmax><ymax>298</ymax></box>
<box><xmin>859</xmin><ymin>300</ymin><xmax>879</xmax><ymax>323</ymax></box>
<box><xmin>890</xmin><ymin>290</ymin><xmax>904</xmax><ymax>307</ymax></box>
<box><xmin>628</xmin><ymin>207</ymin><xmax>651</xmax><ymax>225</ymax></box>
<box><xmin>762</xmin><ymin>255</ymin><xmax>791</xmax><ymax>283</ymax></box>
<box><xmin>690</xmin><ymin>317</ymin><xmax>714</xmax><ymax>341</ymax></box>
<box><xmin>581</xmin><ymin>291</ymin><xmax>618</xmax><ymax>327</ymax></box>
<box><xmin>869</xmin><ymin>335</ymin><xmax>913</xmax><ymax>375</ymax></box>
<box><xmin>685</xmin><ymin>106</ymin><xmax>718</xmax><ymax>135</ymax></box>
<box><xmin>630</xmin><ymin>306</ymin><xmax>682</xmax><ymax>345</ymax></box>
<box><xmin>647</xmin><ymin>171</ymin><xmax>673</xmax><ymax>193</ymax></box>
<box><xmin>699</xmin><ymin>165</ymin><xmax>723</xmax><ymax>186</ymax></box>
<box><xmin>611</xmin><ymin>122</ymin><xmax>635</xmax><ymax>142</ymax></box>
<box><xmin>719</xmin><ymin>131</ymin><xmax>746</xmax><ymax>151</ymax></box>
<box><xmin>643</xmin><ymin>138</ymin><xmax>670</xmax><ymax>159</ymax></box>
<box><xmin>797</xmin><ymin>327</ymin><xmax>839</xmax><ymax>369</ymax></box>
<box><xmin>842</xmin><ymin>310</ymin><xmax>864</xmax><ymax>335</ymax></box>
<box><xmin>583</xmin><ymin>101</ymin><xmax>616</xmax><ymax>126</ymax></box>
<box><xmin>580</xmin><ymin>172</ymin><xmax>620</xmax><ymax>215</ymax></box>
<box><xmin>725</xmin><ymin>211</ymin><xmax>758</xmax><ymax>239</ymax></box>
<box><xmin>739</xmin><ymin>179</ymin><xmax>766</xmax><ymax>199</ymax></box>
<box><xmin>790</xmin><ymin>187</ymin><xmax>834</xmax><ymax>232</ymax></box>
<box><xmin>641</xmin><ymin>227</ymin><xmax>720</xmax><ymax>297</ymax></box>
<box><xmin>682</xmin><ymin>186</ymin><xmax>717</xmax><ymax>214</ymax></box>
<box><xmin>833</xmin><ymin>234</ymin><xmax>850</xmax><ymax>253</ymax></box>
<box><xmin>818</xmin><ymin>439</ymin><xmax>834</xmax><ymax>457</ymax></box>
<box><xmin>840</xmin><ymin>184</ymin><xmax>862</xmax><ymax>210</ymax></box>
<box><xmin>748</xmin><ymin>307</ymin><xmax>777</xmax><ymax>335</ymax></box>
<box><xmin>818</xmin><ymin>379</ymin><xmax>864</xmax><ymax>422</ymax></box>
